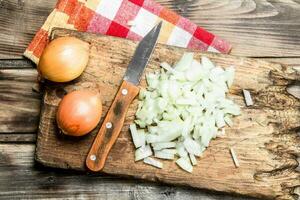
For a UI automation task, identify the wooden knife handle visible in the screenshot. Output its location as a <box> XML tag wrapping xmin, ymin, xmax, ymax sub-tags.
<box><xmin>86</xmin><ymin>80</ymin><xmax>139</xmax><ymax>172</ymax></box>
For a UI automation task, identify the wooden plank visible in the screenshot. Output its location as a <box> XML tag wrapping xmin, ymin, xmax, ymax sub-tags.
<box><xmin>35</xmin><ymin>29</ymin><xmax>300</xmax><ymax>199</ymax></box>
<box><xmin>0</xmin><ymin>0</ymin><xmax>300</xmax><ymax>59</ymax></box>
<box><xmin>0</xmin><ymin>144</ymin><xmax>259</xmax><ymax>200</ymax></box>
<box><xmin>261</xmin><ymin>58</ymin><xmax>300</xmax><ymax>67</ymax></box>
<box><xmin>0</xmin><ymin>0</ymin><xmax>56</xmax><ymax>59</ymax></box>
<box><xmin>0</xmin><ymin>59</ymin><xmax>35</xmax><ymax>69</ymax></box>
<box><xmin>0</xmin><ymin>133</ymin><xmax>36</xmax><ymax>143</ymax></box>
<box><xmin>0</xmin><ymin>69</ymin><xmax>40</xmax><ymax>132</ymax></box>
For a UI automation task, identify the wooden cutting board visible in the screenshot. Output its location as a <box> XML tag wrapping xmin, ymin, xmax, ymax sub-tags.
<box><xmin>35</xmin><ymin>28</ymin><xmax>300</xmax><ymax>200</ymax></box>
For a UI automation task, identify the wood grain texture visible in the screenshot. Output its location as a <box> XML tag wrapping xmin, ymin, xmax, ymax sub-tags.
<box><xmin>0</xmin><ymin>69</ymin><xmax>41</xmax><ymax>133</ymax></box>
<box><xmin>0</xmin><ymin>59</ymin><xmax>35</xmax><ymax>69</ymax></box>
<box><xmin>0</xmin><ymin>133</ymin><xmax>36</xmax><ymax>143</ymax></box>
<box><xmin>35</xmin><ymin>29</ymin><xmax>300</xmax><ymax>200</ymax></box>
<box><xmin>0</xmin><ymin>0</ymin><xmax>56</xmax><ymax>59</ymax></box>
<box><xmin>0</xmin><ymin>0</ymin><xmax>300</xmax><ymax>59</ymax></box>
<box><xmin>261</xmin><ymin>58</ymin><xmax>300</xmax><ymax>67</ymax></box>
<box><xmin>0</xmin><ymin>144</ymin><xmax>261</xmax><ymax>200</ymax></box>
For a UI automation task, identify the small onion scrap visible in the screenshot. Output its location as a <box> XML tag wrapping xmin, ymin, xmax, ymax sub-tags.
<box><xmin>38</xmin><ymin>37</ymin><xmax>90</xmax><ymax>82</ymax></box>
<box><xmin>56</xmin><ymin>90</ymin><xmax>102</xmax><ymax>137</ymax></box>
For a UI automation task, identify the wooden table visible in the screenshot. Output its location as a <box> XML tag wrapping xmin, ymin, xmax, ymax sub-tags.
<box><xmin>0</xmin><ymin>0</ymin><xmax>299</xmax><ymax>199</ymax></box>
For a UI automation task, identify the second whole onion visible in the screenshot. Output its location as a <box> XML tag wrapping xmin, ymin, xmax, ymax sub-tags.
<box><xmin>56</xmin><ymin>90</ymin><xmax>102</xmax><ymax>137</ymax></box>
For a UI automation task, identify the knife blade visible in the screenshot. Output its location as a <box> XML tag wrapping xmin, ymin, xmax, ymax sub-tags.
<box><xmin>86</xmin><ymin>22</ymin><xmax>162</xmax><ymax>172</ymax></box>
<box><xmin>124</xmin><ymin>22</ymin><xmax>162</xmax><ymax>85</ymax></box>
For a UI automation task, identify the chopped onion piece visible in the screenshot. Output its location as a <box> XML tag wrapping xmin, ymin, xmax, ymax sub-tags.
<box><xmin>148</xmin><ymin>126</ymin><xmax>158</xmax><ymax>134</ymax></box>
<box><xmin>224</xmin><ymin>115</ymin><xmax>233</xmax><ymax>127</ymax></box>
<box><xmin>145</xmin><ymin>134</ymin><xmax>159</xmax><ymax>143</ymax></box>
<box><xmin>185</xmin><ymin>60</ymin><xmax>203</xmax><ymax>81</ymax></box>
<box><xmin>225</xmin><ymin>66</ymin><xmax>235</xmax><ymax>87</ymax></box>
<box><xmin>160</xmin><ymin>62</ymin><xmax>177</xmax><ymax>74</ymax></box>
<box><xmin>201</xmin><ymin>129</ymin><xmax>213</xmax><ymax>147</ymax></box>
<box><xmin>137</xmin><ymin>130</ymin><xmax>146</xmax><ymax>144</ymax></box>
<box><xmin>224</xmin><ymin>104</ymin><xmax>241</xmax><ymax>116</ymax></box>
<box><xmin>168</xmin><ymin>80</ymin><xmax>181</xmax><ymax>100</ymax></box>
<box><xmin>160</xmin><ymin>149</ymin><xmax>177</xmax><ymax>155</ymax></box>
<box><xmin>215</xmin><ymin>110</ymin><xmax>226</xmax><ymax>128</ymax></box>
<box><xmin>135</xmin><ymin>145</ymin><xmax>152</xmax><ymax>161</ymax></box>
<box><xmin>189</xmin><ymin>153</ymin><xmax>197</xmax><ymax>166</ymax></box>
<box><xmin>152</xmin><ymin>142</ymin><xmax>176</xmax><ymax>150</ymax></box>
<box><xmin>176</xmin><ymin>143</ymin><xmax>188</xmax><ymax>157</ymax></box>
<box><xmin>174</xmin><ymin>52</ymin><xmax>194</xmax><ymax>71</ymax></box>
<box><xmin>202</xmin><ymin>56</ymin><xmax>215</xmax><ymax>70</ymax></box>
<box><xmin>209</xmin><ymin>67</ymin><xmax>224</xmax><ymax>82</ymax></box>
<box><xmin>130</xmin><ymin>124</ymin><xmax>145</xmax><ymax>148</ymax></box>
<box><xmin>176</xmin><ymin>98</ymin><xmax>197</xmax><ymax>105</ymax></box>
<box><xmin>181</xmin><ymin>116</ymin><xmax>193</xmax><ymax>138</ymax></box>
<box><xmin>176</xmin><ymin>157</ymin><xmax>193</xmax><ymax>173</ymax></box>
<box><xmin>134</xmin><ymin>119</ymin><xmax>146</xmax><ymax>128</ymax></box>
<box><xmin>183</xmin><ymin>138</ymin><xmax>202</xmax><ymax>156</ymax></box>
<box><xmin>138</xmin><ymin>88</ymin><xmax>148</xmax><ymax>100</ymax></box>
<box><xmin>143</xmin><ymin>157</ymin><xmax>163</xmax><ymax>169</ymax></box>
<box><xmin>146</xmin><ymin>129</ymin><xmax>181</xmax><ymax>143</ymax></box>
<box><xmin>154</xmin><ymin>150</ymin><xmax>175</xmax><ymax>160</ymax></box>
<box><xmin>230</xmin><ymin>147</ymin><xmax>240</xmax><ymax>168</ymax></box>
<box><xmin>146</xmin><ymin>73</ymin><xmax>159</xmax><ymax>90</ymax></box>
<box><xmin>162</xmin><ymin>131</ymin><xmax>182</xmax><ymax>142</ymax></box>
<box><xmin>158</xmin><ymin>80</ymin><xmax>169</xmax><ymax>99</ymax></box>
<box><xmin>242</xmin><ymin>89</ymin><xmax>254</xmax><ymax>106</ymax></box>
<box><xmin>156</xmin><ymin>97</ymin><xmax>168</xmax><ymax>111</ymax></box>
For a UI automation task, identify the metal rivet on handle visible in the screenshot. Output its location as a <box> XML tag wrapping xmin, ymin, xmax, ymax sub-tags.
<box><xmin>121</xmin><ymin>89</ymin><xmax>128</xmax><ymax>96</ymax></box>
<box><xmin>106</xmin><ymin>122</ymin><xmax>112</xmax><ymax>129</ymax></box>
<box><xmin>90</xmin><ymin>154</ymin><xmax>96</xmax><ymax>161</ymax></box>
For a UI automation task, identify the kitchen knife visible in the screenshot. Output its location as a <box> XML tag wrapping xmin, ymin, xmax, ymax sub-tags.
<box><xmin>86</xmin><ymin>22</ymin><xmax>162</xmax><ymax>172</ymax></box>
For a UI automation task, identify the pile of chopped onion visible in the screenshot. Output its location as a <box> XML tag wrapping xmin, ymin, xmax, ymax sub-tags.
<box><xmin>130</xmin><ymin>53</ymin><xmax>241</xmax><ymax>173</ymax></box>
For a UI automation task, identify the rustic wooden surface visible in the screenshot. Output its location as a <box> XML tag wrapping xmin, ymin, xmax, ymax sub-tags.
<box><xmin>0</xmin><ymin>0</ymin><xmax>299</xmax><ymax>200</ymax></box>
<box><xmin>34</xmin><ymin>29</ymin><xmax>300</xmax><ymax>200</ymax></box>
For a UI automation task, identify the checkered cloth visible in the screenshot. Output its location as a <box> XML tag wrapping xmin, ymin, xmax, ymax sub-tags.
<box><xmin>24</xmin><ymin>0</ymin><xmax>231</xmax><ymax>64</ymax></box>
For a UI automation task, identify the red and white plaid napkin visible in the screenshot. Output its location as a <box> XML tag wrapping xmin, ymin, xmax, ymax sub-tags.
<box><xmin>24</xmin><ymin>0</ymin><xmax>231</xmax><ymax>64</ymax></box>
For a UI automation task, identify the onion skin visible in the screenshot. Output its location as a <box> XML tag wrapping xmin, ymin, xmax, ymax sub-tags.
<box><xmin>38</xmin><ymin>37</ymin><xmax>89</xmax><ymax>82</ymax></box>
<box><xmin>56</xmin><ymin>90</ymin><xmax>102</xmax><ymax>137</ymax></box>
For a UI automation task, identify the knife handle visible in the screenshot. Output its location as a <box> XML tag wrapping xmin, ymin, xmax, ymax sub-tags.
<box><xmin>86</xmin><ymin>80</ymin><xmax>139</xmax><ymax>172</ymax></box>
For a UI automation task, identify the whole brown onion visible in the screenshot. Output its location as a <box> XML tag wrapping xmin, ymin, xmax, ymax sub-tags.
<box><xmin>38</xmin><ymin>37</ymin><xmax>89</xmax><ymax>82</ymax></box>
<box><xmin>56</xmin><ymin>90</ymin><xmax>102</xmax><ymax>136</ymax></box>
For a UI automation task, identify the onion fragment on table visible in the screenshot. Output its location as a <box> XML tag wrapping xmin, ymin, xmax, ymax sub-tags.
<box><xmin>131</xmin><ymin>53</ymin><xmax>241</xmax><ymax>173</ymax></box>
<box><xmin>242</xmin><ymin>89</ymin><xmax>253</xmax><ymax>106</ymax></box>
<box><xmin>230</xmin><ymin>148</ymin><xmax>240</xmax><ymax>168</ymax></box>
